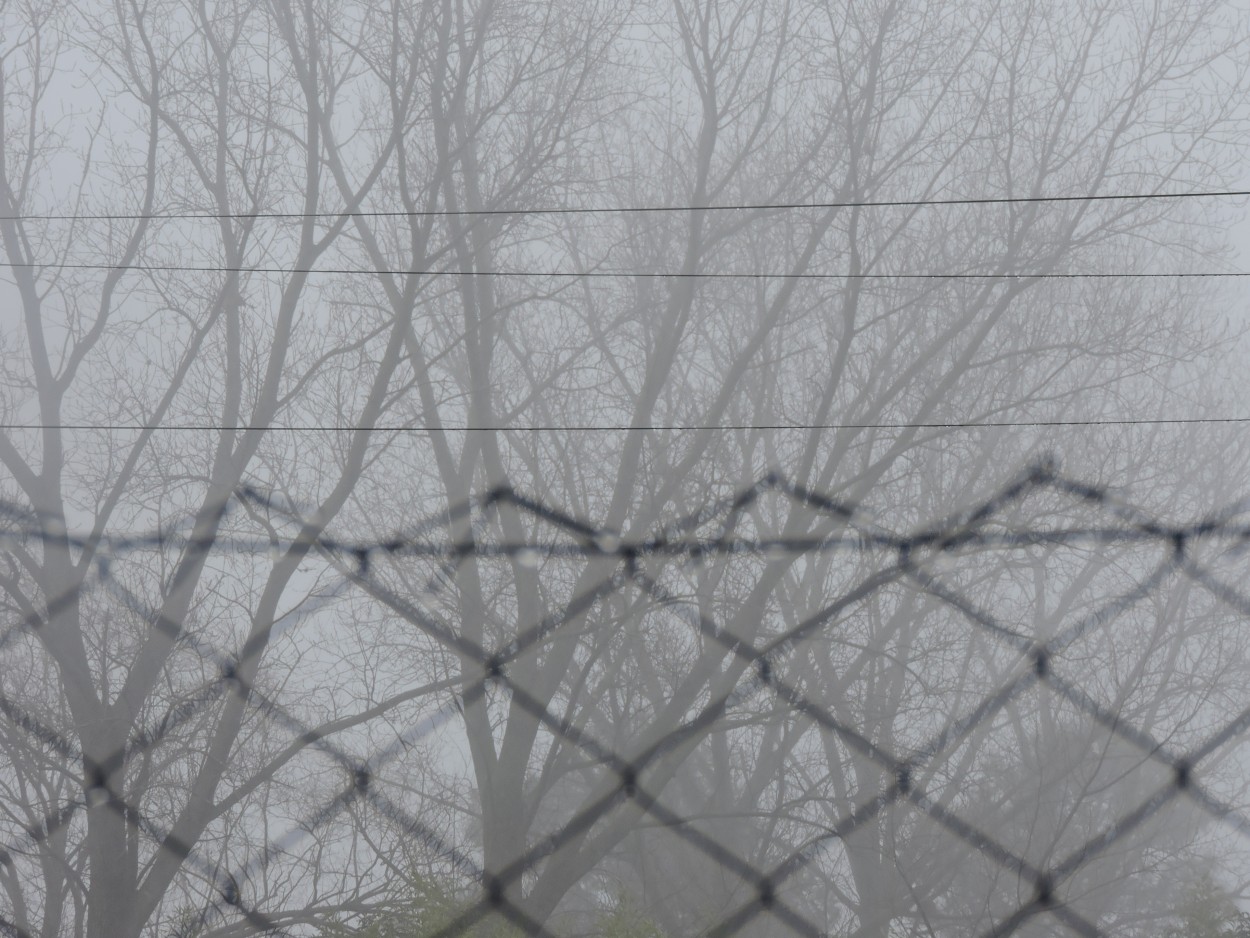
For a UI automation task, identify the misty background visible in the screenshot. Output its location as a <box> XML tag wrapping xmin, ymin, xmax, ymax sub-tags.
<box><xmin>5</xmin><ymin>1</ymin><xmax>1250</xmax><ymax>937</ymax></box>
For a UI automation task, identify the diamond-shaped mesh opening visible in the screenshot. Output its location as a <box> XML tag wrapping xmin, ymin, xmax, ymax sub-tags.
<box><xmin>6</xmin><ymin>468</ymin><xmax>1250</xmax><ymax>937</ymax></box>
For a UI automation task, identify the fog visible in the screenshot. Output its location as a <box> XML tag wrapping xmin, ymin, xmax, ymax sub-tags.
<box><xmin>3</xmin><ymin>1</ymin><xmax>1250</xmax><ymax>936</ymax></box>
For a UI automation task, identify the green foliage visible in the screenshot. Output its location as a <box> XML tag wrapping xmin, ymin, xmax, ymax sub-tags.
<box><xmin>323</xmin><ymin>877</ymin><xmax>668</xmax><ymax>938</ymax></box>
<box><xmin>1162</xmin><ymin>869</ymin><xmax>1250</xmax><ymax>938</ymax></box>
<box><xmin>321</xmin><ymin>872</ymin><xmax>522</xmax><ymax>938</ymax></box>
<box><xmin>594</xmin><ymin>893</ymin><xmax>667</xmax><ymax>938</ymax></box>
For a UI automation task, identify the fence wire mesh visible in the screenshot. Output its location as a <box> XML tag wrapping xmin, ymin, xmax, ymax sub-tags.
<box><xmin>3</xmin><ymin>461</ymin><xmax>1250</xmax><ymax>937</ymax></box>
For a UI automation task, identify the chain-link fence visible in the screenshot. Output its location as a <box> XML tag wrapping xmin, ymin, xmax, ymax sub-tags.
<box><xmin>3</xmin><ymin>462</ymin><xmax>1250</xmax><ymax>937</ymax></box>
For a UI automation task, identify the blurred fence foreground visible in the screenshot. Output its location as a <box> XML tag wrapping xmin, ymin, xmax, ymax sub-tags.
<box><xmin>4</xmin><ymin>464</ymin><xmax>1250</xmax><ymax>938</ymax></box>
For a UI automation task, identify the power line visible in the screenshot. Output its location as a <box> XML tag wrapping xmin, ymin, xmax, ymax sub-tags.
<box><xmin>3</xmin><ymin>186</ymin><xmax>1248</xmax><ymax>223</ymax></box>
<box><xmin>2</xmin><ymin>417</ymin><xmax>1247</xmax><ymax>433</ymax></box>
<box><xmin>2</xmin><ymin>261</ymin><xmax>1246</xmax><ymax>281</ymax></box>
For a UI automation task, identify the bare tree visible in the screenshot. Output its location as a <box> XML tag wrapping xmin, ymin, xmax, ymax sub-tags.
<box><xmin>0</xmin><ymin>0</ymin><xmax>461</xmax><ymax>933</ymax></box>
<box><xmin>2</xmin><ymin>0</ymin><xmax>1250</xmax><ymax>936</ymax></box>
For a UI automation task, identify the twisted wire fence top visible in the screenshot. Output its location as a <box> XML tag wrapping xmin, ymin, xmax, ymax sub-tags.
<box><xmin>3</xmin><ymin>461</ymin><xmax>1250</xmax><ymax>938</ymax></box>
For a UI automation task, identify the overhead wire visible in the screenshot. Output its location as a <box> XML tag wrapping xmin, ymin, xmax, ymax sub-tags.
<box><xmin>2</xmin><ymin>186</ymin><xmax>1248</xmax><ymax>222</ymax></box>
<box><xmin>2</xmin><ymin>417</ymin><xmax>1249</xmax><ymax>433</ymax></box>
<box><xmin>0</xmin><ymin>187</ymin><xmax>1245</xmax><ymax>454</ymax></box>
<box><xmin>2</xmin><ymin>260</ymin><xmax>1248</xmax><ymax>280</ymax></box>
